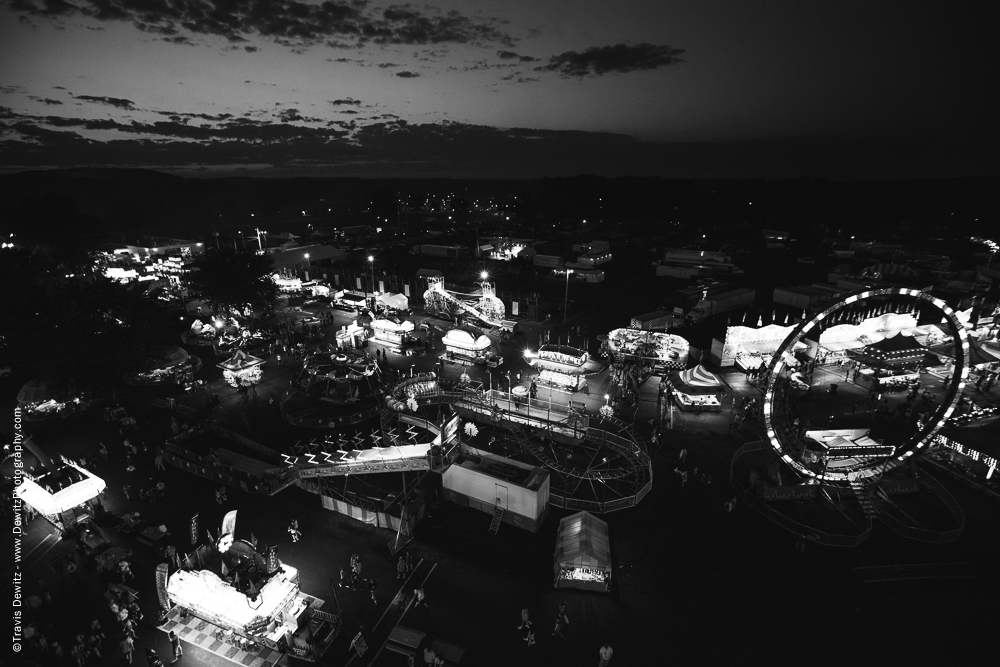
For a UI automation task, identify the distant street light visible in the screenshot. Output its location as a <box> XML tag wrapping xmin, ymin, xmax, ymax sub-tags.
<box><xmin>480</xmin><ymin>270</ymin><xmax>488</xmax><ymax>280</ymax></box>
<box><xmin>304</xmin><ymin>253</ymin><xmax>310</xmax><ymax>268</ymax></box>
<box><xmin>605</xmin><ymin>394</ymin><xmax>610</xmax><ymax>405</ymax></box>
<box><xmin>563</xmin><ymin>269</ymin><xmax>574</xmax><ymax>324</ymax></box>
<box><xmin>368</xmin><ymin>255</ymin><xmax>376</xmax><ymax>296</ymax></box>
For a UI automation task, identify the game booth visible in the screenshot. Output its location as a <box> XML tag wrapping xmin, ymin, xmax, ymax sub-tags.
<box><xmin>161</xmin><ymin>511</ymin><xmax>339</xmax><ymax>663</ymax></box>
<box><xmin>553</xmin><ymin>511</ymin><xmax>611</xmax><ymax>592</ymax></box>
<box><xmin>527</xmin><ymin>344</ymin><xmax>593</xmax><ymax>392</ymax></box>
<box><xmin>668</xmin><ymin>365</ymin><xmax>729</xmax><ymax>412</ymax></box>
<box><xmin>602</xmin><ymin>329</ymin><xmax>690</xmax><ymax>371</ymax></box>
<box><xmin>371</xmin><ymin>318</ymin><xmax>415</xmax><ymax>348</ymax></box>
<box><xmin>14</xmin><ymin>459</ymin><xmax>107</xmax><ymax>534</ymax></box>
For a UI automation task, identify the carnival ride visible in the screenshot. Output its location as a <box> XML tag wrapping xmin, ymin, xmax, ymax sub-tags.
<box><xmin>423</xmin><ymin>276</ymin><xmax>506</xmax><ymax>328</ymax></box>
<box><xmin>600</xmin><ymin>330</ymin><xmax>690</xmax><ymax>407</ymax></box>
<box><xmin>732</xmin><ymin>287</ymin><xmax>968</xmax><ymax>545</ymax></box>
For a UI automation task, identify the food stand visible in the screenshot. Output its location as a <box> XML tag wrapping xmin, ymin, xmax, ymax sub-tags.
<box><xmin>335</xmin><ymin>321</ymin><xmax>368</xmax><ymax>350</ymax></box>
<box><xmin>371</xmin><ymin>318</ymin><xmax>415</xmax><ymax>347</ymax></box>
<box><xmin>553</xmin><ymin>511</ymin><xmax>611</xmax><ymax>592</ymax></box>
<box><xmin>14</xmin><ymin>459</ymin><xmax>107</xmax><ymax>533</ymax></box>
<box><xmin>217</xmin><ymin>349</ymin><xmax>265</xmax><ymax>388</ymax></box>
<box><xmin>443</xmin><ymin>325</ymin><xmax>493</xmax><ymax>363</ymax></box>
<box><xmin>668</xmin><ymin>365</ymin><xmax>728</xmax><ymax>412</ymax></box>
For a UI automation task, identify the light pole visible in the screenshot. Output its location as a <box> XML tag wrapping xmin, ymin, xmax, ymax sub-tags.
<box><xmin>304</xmin><ymin>253</ymin><xmax>310</xmax><ymax>269</ymax></box>
<box><xmin>368</xmin><ymin>255</ymin><xmax>376</xmax><ymax>297</ymax></box>
<box><xmin>238</xmin><ymin>231</ymin><xmax>247</xmax><ymax>252</ymax></box>
<box><xmin>563</xmin><ymin>269</ymin><xmax>574</xmax><ymax>324</ymax></box>
<box><xmin>605</xmin><ymin>393</ymin><xmax>610</xmax><ymax>405</ymax></box>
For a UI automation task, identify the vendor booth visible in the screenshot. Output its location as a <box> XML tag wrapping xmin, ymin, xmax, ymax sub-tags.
<box><xmin>217</xmin><ymin>349</ymin><xmax>265</xmax><ymax>387</ymax></box>
<box><xmin>527</xmin><ymin>344</ymin><xmax>591</xmax><ymax>392</ymax></box>
<box><xmin>443</xmin><ymin>325</ymin><xmax>493</xmax><ymax>362</ymax></box>
<box><xmin>668</xmin><ymin>365</ymin><xmax>729</xmax><ymax>412</ymax></box>
<box><xmin>553</xmin><ymin>511</ymin><xmax>611</xmax><ymax>592</ymax></box>
<box><xmin>371</xmin><ymin>318</ymin><xmax>415</xmax><ymax>347</ymax></box>
<box><xmin>603</xmin><ymin>329</ymin><xmax>690</xmax><ymax>371</ymax></box>
<box><xmin>335</xmin><ymin>321</ymin><xmax>368</xmax><ymax>350</ymax></box>
<box><xmin>14</xmin><ymin>459</ymin><xmax>106</xmax><ymax>533</ymax></box>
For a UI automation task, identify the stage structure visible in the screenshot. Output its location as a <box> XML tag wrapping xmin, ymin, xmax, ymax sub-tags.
<box><xmin>731</xmin><ymin>287</ymin><xmax>968</xmax><ymax>547</ymax></box>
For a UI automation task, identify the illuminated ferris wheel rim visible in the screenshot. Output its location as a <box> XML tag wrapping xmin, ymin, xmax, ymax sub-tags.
<box><xmin>762</xmin><ymin>287</ymin><xmax>970</xmax><ymax>482</ymax></box>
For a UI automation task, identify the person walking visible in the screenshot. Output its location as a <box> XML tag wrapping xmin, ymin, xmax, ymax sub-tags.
<box><xmin>397</xmin><ymin>557</ymin><xmax>408</xmax><ymax>580</ymax></box>
<box><xmin>367</xmin><ymin>578</ymin><xmax>378</xmax><ymax>604</ymax></box>
<box><xmin>678</xmin><ymin>448</ymin><xmax>687</xmax><ymax>463</ymax></box>
<box><xmin>518</xmin><ymin>606</ymin><xmax>532</xmax><ymax>630</ymax></box>
<box><xmin>413</xmin><ymin>587</ymin><xmax>427</xmax><ymax>608</ymax></box>
<box><xmin>288</xmin><ymin>519</ymin><xmax>301</xmax><ymax>543</ymax></box>
<box><xmin>599</xmin><ymin>643</ymin><xmax>614</xmax><ymax>666</ymax></box>
<box><xmin>155</xmin><ymin>453</ymin><xmax>166</xmax><ymax>471</ymax></box>
<box><xmin>119</xmin><ymin>635</ymin><xmax>134</xmax><ymax>664</ymax></box>
<box><xmin>552</xmin><ymin>604</ymin><xmax>569</xmax><ymax>638</ymax></box>
<box><xmin>169</xmin><ymin>630</ymin><xmax>183</xmax><ymax>663</ymax></box>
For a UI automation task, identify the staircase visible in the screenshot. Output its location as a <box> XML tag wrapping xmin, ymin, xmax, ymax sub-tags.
<box><xmin>489</xmin><ymin>503</ymin><xmax>504</xmax><ymax>535</ymax></box>
<box><xmin>849</xmin><ymin>479</ymin><xmax>880</xmax><ymax>520</ymax></box>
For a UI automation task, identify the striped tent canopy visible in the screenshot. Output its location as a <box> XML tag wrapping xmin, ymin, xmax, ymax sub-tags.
<box><xmin>217</xmin><ymin>349</ymin><xmax>265</xmax><ymax>372</ymax></box>
<box><xmin>669</xmin><ymin>365</ymin><xmax>729</xmax><ymax>395</ymax></box>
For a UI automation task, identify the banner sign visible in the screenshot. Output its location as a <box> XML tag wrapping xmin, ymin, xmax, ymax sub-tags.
<box><xmin>267</xmin><ymin>545</ymin><xmax>279</xmax><ymax>574</ymax></box>
<box><xmin>221</xmin><ymin>509</ymin><xmax>238</xmax><ymax>538</ymax></box>
<box><xmin>190</xmin><ymin>512</ymin><xmax>199</xmax><ymax>546</ymax></box>
<box><xmin>351</xmin><ymin>632</ymin><xmax>368</xmax><ymax>657</ymax></box>
<box><xmin>512</xmin><ymin>301</ymin><xmax>519</xmax><ymax>316</ymax></box>
<box><xmin>155</xmin><ymin>563</ymin><xmax>170</xmax><ymax>610</ymax></box>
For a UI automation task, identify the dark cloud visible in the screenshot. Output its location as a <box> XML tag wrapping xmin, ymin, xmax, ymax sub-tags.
<box><xmin>0</xmin><ymin>85</ymin><xmax>25</xmax><ymax>94</ymax></box>
<box><xmin>497</xmin><ymin>50</ymin><xmax>538</xmax><ymax>62</ymax></box>
<box><xmin>395</xmin><ymin>71</ymin><xmax>420</xmax><ymax>78</ymax></box>
<box><xmin>28</xmin><ymin>96</ymin><xmax>64</xmax><ymax>105</ymax></box>
<box><xmin>244</xmin><ymin>46</ymin><xmax>258</xmax><ymax>53</ymax></box>
<box><xmin>53</xmin><ymin>86</ymin><xmax>66</xmax><ymax>90</ymax></box>
<box><xmin>329</xmin><ymin>98</ymin><xmax>361</xmax><ymax>106</ymax></box>
<box><xmin>154</xmin><ymin>110</ymin><xmax>235</xmax><ymax>123</ymax></box>
<box><xmin>2</xmin><ymin>106</ymin><xmax>998</xmax><ymax>180</ymax></box>
<box><xmin>74</xmin><ymin>95</ymin><xmax>136</xmax><ymax>109</ymax></box>
<box><xmin>537</xmin><ymin>43</ymin><xmax>684</xmax><ymax>77</ymax></box>
<box><xmin>377</xmin><ymin>62</ymin><xmax>399</xmax><ymax>69</ymax></box>
<box><xmin>10</xmin><ymin>0</ymin><xmax>514</xmax><ymax>51</ymax></box>
<box><xmin>339</xmin><ymin>110</ymin><xmax>359</xmax><ymax>115</ymax></box>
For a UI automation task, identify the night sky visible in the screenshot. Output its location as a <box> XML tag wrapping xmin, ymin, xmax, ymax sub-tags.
<box><xmin>1</xmin><ymin>1</ymin><xmax>996</xmax><ymax>178</ymax></box>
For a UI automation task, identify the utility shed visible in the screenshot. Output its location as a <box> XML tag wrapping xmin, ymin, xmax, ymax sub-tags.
<box><xmin>442</xmin><ymin>448</ymin><xmax>550</xmax><ymax>532</ymax></box>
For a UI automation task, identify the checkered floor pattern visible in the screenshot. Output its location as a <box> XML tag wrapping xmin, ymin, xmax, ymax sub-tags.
<box><xmin>158</xmin><ymin>607</ymin><xmax>283</xmax><ymax>667</ymax></box>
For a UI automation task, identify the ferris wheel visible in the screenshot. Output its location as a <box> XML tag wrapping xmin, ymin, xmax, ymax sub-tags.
<box><xmin>762</xmin><ymin>287</ymin><xmax>970</xmax><ymax>483</ymax></box>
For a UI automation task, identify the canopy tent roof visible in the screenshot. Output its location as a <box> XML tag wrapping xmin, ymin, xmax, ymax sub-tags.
<box><xmin>14</xmin><ymin>462</ymin><xmax>106</xmax><ymax>515</ymax></box>
<box><xmin>847</xmin><ymin>332</ymin><xmax>936</xmax><ymax>369</ymax></box>
<box><xmin>217</xmin><ymin>349</ymin><xmax>265</xmax><ymax>372</ymax></box>
<box><xmin>443</xmin><ymin>325</ymin><xmax>492</xmax><ymax>352</ymax></box>
<box><xmin>929</xmin><ymin>337</ymin><xmax>1000</xmax><ymax>368</ymax></box>
<box><xmin>371</xmin><ymin>318</ymin><xmax>414</xmax><ymax>333</ymax></box>
<box><xmin>415</xmin><ymin>268</ymin><xmax>444</xmax><ymax>278</ymax></box>
<box><xmin>554</xmin><ymin>511</ymin><xmax>611</xmax><ymax>571</ymax></box>
<box><xmin>340</xmin><ymin>292</ymin><xmax>367</xmax><ymax>303</ymax></box>
<box><xmin>938</xmin><ymin>416</ymin><xmax>1000</xmax><ymax>461</ymax></box>
<box><xmin>377</xmin><ymin>293</ymin><xmax>409</xmax><ymax>310</ymax></box>
<box><xmin>17</xmin><ymin>378</ymin><xmax>71</xmax><ymax>405</ymax></box>
<box><xmin>669</xmin><ymin>365</ymin><xmax>729</xmax><ymax>395</ymax></box>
